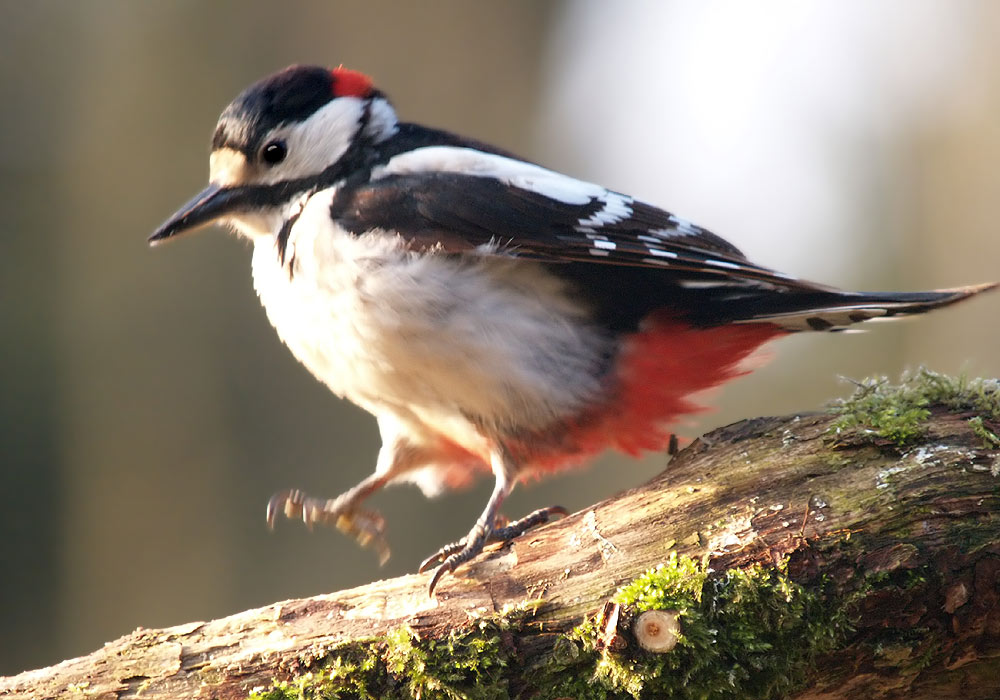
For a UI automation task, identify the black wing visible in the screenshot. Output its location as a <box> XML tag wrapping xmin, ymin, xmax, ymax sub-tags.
<box><xmin>328</xmin><ymin>172</ymin><xmax>788</xmax><ymax>274</ymax></box>
<box><xmin>328</xmin><ymin>166</ymin><xmax>988</xmax><ymax>331</ymax></box>
<box><xmin>327</xmin><ymin>170</ymin><xmax>839</xmax><ymax>328</ymax></box>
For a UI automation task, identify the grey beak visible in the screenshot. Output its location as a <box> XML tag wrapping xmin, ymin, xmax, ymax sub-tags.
<box><xmin>149</xmin><ymin>183</ymin><xmax>239</xmax><ymax>245</ymax></box>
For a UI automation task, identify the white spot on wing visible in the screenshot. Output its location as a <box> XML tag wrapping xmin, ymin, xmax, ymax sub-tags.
<box><xmin>676</xmin><ymin>280</ymin><xmax>733</xmax><ymax>289</ymax></box>
<box><xmin>704</xmin><ymin>259</ymin><xmax>742</xmax><ymax>270</ymax></box>
<box><xmin>647</xmin><ymin>247</ymin><xmax>677</xmax><ymax>258</ymax></box>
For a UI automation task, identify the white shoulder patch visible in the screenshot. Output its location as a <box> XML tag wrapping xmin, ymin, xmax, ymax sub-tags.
<box><xmin>374</xmin><ymin>146</ymin><xmax>610</xmax><ymax>206</ymax></box>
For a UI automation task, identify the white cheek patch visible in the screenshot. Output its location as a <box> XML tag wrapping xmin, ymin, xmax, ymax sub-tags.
<box><xmin>258</xmin><ymin>98</ymin><xmax>367</xmax><ymax>185</ymax></box>
<box><xmin>363</xmin><ymin>97</ymin><xmax>400</xmax><ymax>142</ymax></box>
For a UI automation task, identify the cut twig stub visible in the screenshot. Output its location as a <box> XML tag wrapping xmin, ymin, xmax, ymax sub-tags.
<box><xmin>595</xmin><ymin>601</ymin><xmax>626</xmax><ymax>652</ymax></box>
<box><xmin>633</xmin><ymin>609</ymin><xmax>680</xmax><ymax>653</ymax></box>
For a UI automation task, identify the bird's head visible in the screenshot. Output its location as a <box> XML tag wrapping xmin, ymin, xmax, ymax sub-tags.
<box><xmin>150</xmin><ymin>65</ymin><xmax>396</xmax><ymax>244</ymax></box>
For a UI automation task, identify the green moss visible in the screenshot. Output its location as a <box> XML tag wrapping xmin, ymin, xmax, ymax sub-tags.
<box><xmin>382</xmin><ymin>619</ymin><xmax>513</xmax><ymax>700</ymax></box>
<box><xmin>563</xmin><ymin>553</ymin><xmax>849</xmax><ymax>700</ymax></box>
<box><xmin>248</xmin><ymin>603</ymin><xmax>540</xmax><ymax>700</ymax></box>
<box><xmin>968</xmin><ymin>415</ymin><xmax>1000</xmax><ymax>449</ymax></box>
<box><xmin>248</xmin><ymin>641</ymin><xmax>385</xmax><ymax>700</ymax></box>
<box><xmin>244</xmin><ymin>554</ymin><xmax>850</xmax><ymax>700</ymax></box>
<box><xmin>829</xmin><ymin>368</ymin><xmax>1000</xmax><ymax>448</ymax></box>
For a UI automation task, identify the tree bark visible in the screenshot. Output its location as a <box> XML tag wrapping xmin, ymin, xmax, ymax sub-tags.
<box><xmin>4</xmin><ymin>404</ymin><xmax>999</xmax><ymax>700</ymax></box>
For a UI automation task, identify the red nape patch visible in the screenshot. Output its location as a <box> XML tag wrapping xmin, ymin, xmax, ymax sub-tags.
<box><xmin>331</xmin><ymin>66</ymin><xmax>374</xmax><ymax>97</ymax></box>
<box><xmin>515</xmin><ymin>318</ymin><xmax>786</xmax><ymax>473</ymax></box>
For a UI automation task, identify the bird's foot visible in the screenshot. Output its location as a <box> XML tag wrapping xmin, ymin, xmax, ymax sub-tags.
<box><xmin>418</xmin><ymin>505</ymin><xmax>567</xmax><ymax>595</ymax></box>
<box><xmin>266</xmin><ymin>488</ymin><xmax>391</xmax><ymax>565</ymax></box>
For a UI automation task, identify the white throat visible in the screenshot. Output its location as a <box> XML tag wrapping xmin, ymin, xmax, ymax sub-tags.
<box><xmin>223</xmin><ymin>194</ymin><xmax>301</xmax><ymax>242</ymax></box>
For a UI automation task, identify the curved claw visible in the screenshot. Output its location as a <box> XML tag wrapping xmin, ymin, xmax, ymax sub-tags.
<box><xmin>418</xmin><ymin>540</ymin><xmax>466</xmax><ymax>574</ymax></box>
<box><xmin>427</xmin><ymin>561</ymin><xmax>454</xmax><ymax>597</ymax></box>
<box><xmin>337</xmin><ymin>509</ymin><xmax>391</xmax><ymax>565</ymax></box>
<box><xmin>265</xmin><ymin>487</ymin><xmax>392</xmax><ymax>564</ymax></box>
<box><xmin>266</xmin><ymin>489</ymin><xmax>304</xmax><ymax>529</ymax></box>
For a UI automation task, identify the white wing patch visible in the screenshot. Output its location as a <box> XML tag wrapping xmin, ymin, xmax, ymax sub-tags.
<box><xmin>375</xmin><ymin>146</ymin><xmax>609</xmax><ymax>206</ymax></box>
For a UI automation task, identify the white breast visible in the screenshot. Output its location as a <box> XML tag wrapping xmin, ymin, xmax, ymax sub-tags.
<box><xmin>250</xmin><ymin>188</ymin><xmax>612</xmax><ymax>448</ymax></box>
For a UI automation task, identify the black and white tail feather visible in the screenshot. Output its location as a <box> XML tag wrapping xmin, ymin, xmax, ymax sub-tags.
<box><xmin>728</xmin><ymin>287</ymin><xmax>993</xmax><ymax>332</ymax></box>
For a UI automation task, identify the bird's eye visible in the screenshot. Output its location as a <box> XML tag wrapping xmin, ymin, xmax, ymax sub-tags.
<box><xmin>261</xmin><ymin>140</ymin><xmax>287</xmax><ymax>165</ymax></box>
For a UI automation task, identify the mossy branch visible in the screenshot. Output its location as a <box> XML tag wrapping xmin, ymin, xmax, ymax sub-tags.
<box><xmin>4</xmin><ymin>372</ymin><xmax>1000</xmax><ymax>700</ymax></box>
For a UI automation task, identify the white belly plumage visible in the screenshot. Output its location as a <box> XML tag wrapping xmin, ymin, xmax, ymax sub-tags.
<box><xmin>249</xmin><ymin>189</ymin><xmax>611</xmax><ymax>450</ymax></box>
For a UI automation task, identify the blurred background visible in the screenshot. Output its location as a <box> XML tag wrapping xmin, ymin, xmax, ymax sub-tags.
<box><xmin>2</xmin><ymin>0</ymin><xmax>998</xmax><ymax>676</ymax></box>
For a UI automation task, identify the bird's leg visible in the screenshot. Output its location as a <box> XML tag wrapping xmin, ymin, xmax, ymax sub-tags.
<box><xmin>419</xmin><ymin>448</ymin><xmax>566</xmax><ymax>595</ymax></box>
<box><xmin>422</xmin><ymin>471</ymin><xmax>509</xmax><ymax>595</ymax></box>
<box><xmin>418</xmin><ymin>505</ymin><xmax>568</xmax><ymax>570</ymax></box>
<box><xmin>267</xmin><ymin>471</ymin><xmax>392</xmax><ymax>564</ymax></box>
<box><xmin>489</xmin><ymin>505</ymin><xmax>569</xmax><ymax>541</ymax></box>
<box><xmin>267</xmin><ymin>415</ymin><xmax>444</xmax><ymax>565</ymax></box>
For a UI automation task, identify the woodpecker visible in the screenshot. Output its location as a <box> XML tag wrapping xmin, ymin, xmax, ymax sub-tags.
<box><xmin>151</xmin><ymin>65</ymin><xmax>994</xmax><ymax>594</ymax></box>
